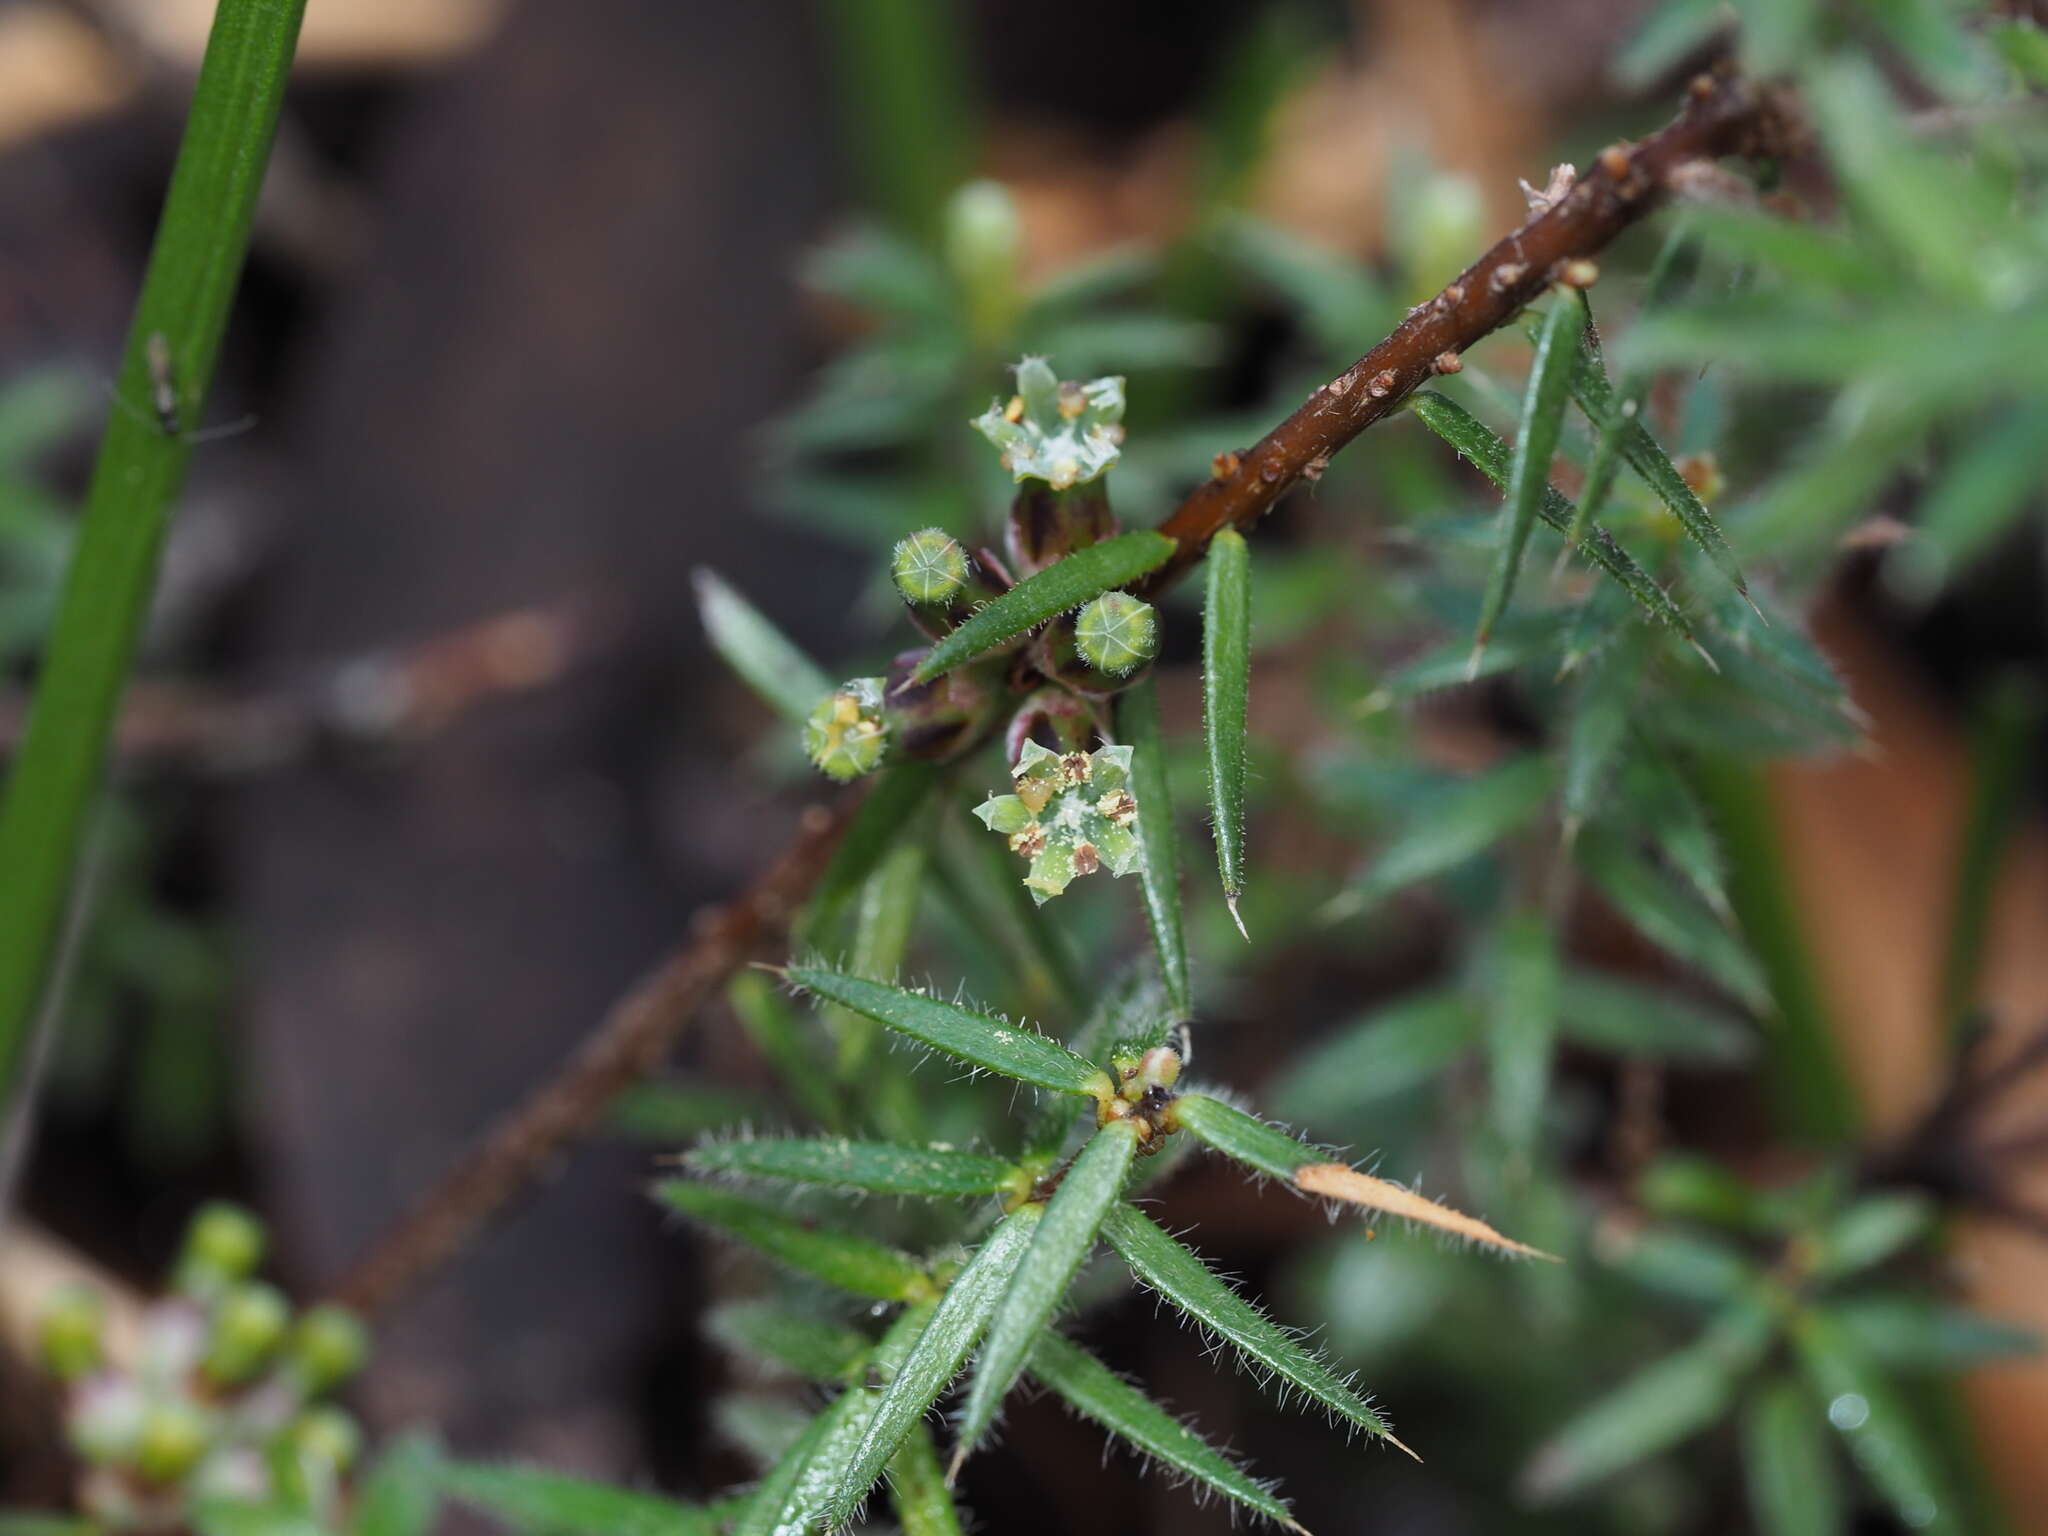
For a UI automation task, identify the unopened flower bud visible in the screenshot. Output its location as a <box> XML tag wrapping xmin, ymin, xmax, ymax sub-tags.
<box><xmin>203</xmin><ymin>1282</ymin><xmax>290</xmax><ymax>1386</ymax></box>
<box><xmin>135</xmin><ymin>1399</ymin><xmax>212</xmax><ymax>1484</ymax></box>
<box><xmin>287</xmin><ymin>1305</ymin><xmax>369</xmax><ymax>1395</ymax></box>
<box><xmin>175</xmin><ymin>1203</ymin><xmax>265</xmax><ymax>1297</ymax></box>
<box><xmin>38</xmin><ymin>1284</ymin><xmax>105</xmax><ymax>1382</ymax></box>
<box><xmin>1073</xmin><ymin>593</ymin><xmax>1158</xmax><ymax>677</ymax></box>
<box><xmin>891</xmin><ymin>528</ymin><xmax>970</xmax><ymax>607</ymax></box>
<box><xmin>803</xmin><ymin>678</ymin><xmax>889</xmax><ymax>781</ymax></box>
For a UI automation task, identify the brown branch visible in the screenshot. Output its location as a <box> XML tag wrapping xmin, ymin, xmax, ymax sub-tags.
<box><xmin>329</xmin><ymin>71</ymin><xmax>1793</xmax><ymax>1318</ymax></box>
<box><xmin>328</xmin><ymin>799</ymin><xmax>854</xmax><ymax>1316</ymax></box>
<box><xmin>1138</xmin><ymin>68</ymin><xmax>1795</xmax><ymax>595</ymax></box>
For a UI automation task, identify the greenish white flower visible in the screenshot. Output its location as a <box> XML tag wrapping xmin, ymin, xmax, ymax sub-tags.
<box><xmin>804</xmin><ymin>678</ymin><xmax>889</xmax><ymax>781</ymax></box>
<box><xmin>974</xmin><ymin>742</ymin><xmax>1144</xmax><ymax>903</ymax></box>
<box><xmin>974</xmin><ymin>357</ymin><xmax>1125</xmax><ymax>491</ymax></box>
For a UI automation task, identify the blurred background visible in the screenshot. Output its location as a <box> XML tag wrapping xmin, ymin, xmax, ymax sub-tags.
<box><xmin>4</xmin><ymin>0</ymin><xmax>2048</xmax><ymax>1531</ymax></box>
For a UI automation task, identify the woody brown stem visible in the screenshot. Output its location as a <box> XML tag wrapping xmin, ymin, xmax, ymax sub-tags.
<box><xmin>329</xmin><ymin>800</ymin><xmax>853</xmax><ymax>1315</ymax></box>
<box><xmin>331</xmin><ymin>72</ymin><xmax>1791</xmax><ymax>1318</ymax></box>
<box><xmin>1138</xmin><ymin>69</ymin><xmax>1794</xmax><ymax>595</ymax></box>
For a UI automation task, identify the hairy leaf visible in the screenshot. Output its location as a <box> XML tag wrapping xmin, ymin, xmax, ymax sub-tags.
<box><xmin>1293</xmin><ymin>1165</ymin><xmax>1554</xmax><ymax>1260</ymax></box>
<box><xmin>1101</xmin><ymin>1203</ymin><xmax>1401</xmax><ymax>1445</ymax></box>
<box><xmin>1477</xmin><ymin>295</ymin><xmax>1580</xmax><ymax>650</ymax></box>
<box><xmin>350</xmin><ymin>1435</ymin><xmax>442</xmax><ymax>1536</ymax></box>
<box><xmin>831</xmin><ymin>1207</ymin><xmax>1045</xmax><ymax>1524</ymax></box>
<box><xmin>693</xmin><ymin>569</ymin><xmax>833</xmax><ymax>726</ymax></box>
<box><xmin>959</xmin><ymin>1121</ymin><xmax>1142</xmax><ymax>1455</ymax></box>
<box><xmin>1488</xmin><ymin>913</ymin><xmax>1559</xmax><ymax>1163</ymax></box>
<box><xmin>1028</xmin><ymin>1331</ymin><xmax>1299</xmax><ymax>1530</ymax></box>
<box><xmin>886</xmin><ymin>1422</ymin><xmax>966</xmax><ymax>1536</ymax></box>
<box><xmin>785</xmin><ymin>966</ymin><xmax>1113</xmax><ymax>1099</ymax></box>
<box><xmin>1405</xmin><ymin>391</ymin><xmax>1695</xmax><ymax>641</ymax></box>
<box><xmin>1119</xmin><ymin>677</ymin><xmax>1191</xmax><ymax>1018</ymax></box>
<box><xmin>1268</xmin><ymin>989</ymin><xmax>1477</xmax><ymax>1124</ymax></box>
<box><xmin>1202</xmin><ymin>527</ymin><xmax>1253</xmax><ymax>930</ymax></box>
<box><xmin>1555</xmin><ymin>971</ymin><xmax>1755</xmax><ymax>1065</ymax></box>
<box><xmin>688</xmin><ymin>1137</ymin><xmax>1019</xmax><ymax>1201</ymax></box>
<box><xmin>705</xmin><ymin>1302</ymin><xmax>871</xmax><ymax>1383</ymax></box>
<box><xmin>1827</xmin><ymin>1297</ymin><xmax>2038</xmax><ymax>1372</ymax></box>
<box><xmin>1574</xmin><ymin>825</ymin><xmax>1769</xmax><ymax>1013</ymax></box>
<box><xmin>653</xmin><ymin>1181</ymin><xmax>932</xmax><ymax>1302</ymax></box>
<box><xmin>911</xmin><ymin>532</ymin><xmax>1176</xmax><ymax>682</ymax></box>
<box><xmin>1332</xmin><ymin>755</ymin><xmax>1554</xmax><ymax>914</ymax></box>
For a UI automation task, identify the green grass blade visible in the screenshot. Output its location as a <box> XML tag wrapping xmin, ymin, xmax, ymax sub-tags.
<box><xmin>831</xmin><ymin>1206</ymin><xmax>1044</xmax><ymax>1525</ymax></box>
<box><xmin>440</xmin><ymin>1461</ymin><xmax>716</xmax><ymax>1536</ymax></box>
<box><xmin>1940</xmin><ymin>675</ymin><xmax>2039</xmax><ymax>1037</ymax></box>
<box><xmin>1567</xmin><ymin>313</ymin><xmax>1749</xmax><ymax>605</ymax></box>
<box><xmin>686</xmin><ymin>1137</ymin><xmax>1021</xmax><ymax>1200</ymax></box>
<box><xmin>705</xmin><ymin>1302</ymin><xmax>870</xmax><ymax>1383</ymax></box>
<box><xmin>1201</xmin><ymin>528</ymin><xmax>1253</xmax><ymax>932</ymax></box>
<box><xmin>692</xmin><ymin>568</ymin><xmax>833</xmax><ymax>724</ymax></box>
<box><xmin>1118</xmin><ymin>676</ymin><xmax>1191</xmax><ymax>1018</ymax></box>
<box><xmin>0</xmin><ymin>0</ymin><xmax>308</xmax><ymax>1129</ymax></box>
<box><xmin>1522</xmin><ymin>1301</ymin><xmax>1777</xmax><ymax>1502</ymax></box>
<box><xmin>1742</xmin><ymin>1376</ymin><xmax>1846</xmax><ymax>1536</ymax></box>
<box><xmin>959</xmin><ymin>1121</ymin><xmax>1141</xmax><ymax>1456</ymax></box>
<box><xmin>802</xmin><ymin>761</ymin><xmax>942</xmax><ymax>946</ymax></box>
<box><xmin>886</xmin><ymin>1422</ymin><xmax>966</xmax><ymax>1536</ymax></box>
<box><xmin>910</xmin><ymin>532</ymin><xmax>1175</xmax><ymax>683</ymax></box>
<box><xmin>1027</xmin><ymin>1331</ymin><xmax>1298</xmax><ymax>1530</ymax></box>
<box><xmin>784</xmin><ymin>966</ymin><xmax>1113</xmax><ymax>1099</ymax></box>
<box><xmin>1487</xmin><ymin>912</ymin><xmax>1559</xmax><ymax>1166</ymax></box>
<box><xmin>1793</xmin><ymin>1308</ymin><xmax>1963</xmax><ymax>1535</ymax></box>
<box><xmin>1100</xmin><ymin>1203</ymin><xmax>1396</xmax><ymax>1443</ymax></box>
<box><xmin>349</xmin><ymin>1434</ymin><xmax>443</xmax><ymax>1536</ymax></box>
<box><xmin>1404</xmin><ymin>391</ymin><xmax>1697</xmax><ymax>644</ymax></box>
<box><xmin>653</xmin><ymin>1181</ymin><xmax>932</xmax><ymax>1302</ymax></box>
<box><xmin>1476</xmin><ymin>295</ymin><xmax>1580</xmax><ymax>654</ymax></box>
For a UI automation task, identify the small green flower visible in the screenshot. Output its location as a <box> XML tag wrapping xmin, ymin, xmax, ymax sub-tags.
<box><xmin>974</xmin><ymin>357</ymin><xmax>1125</xmax><ymax>491</ymax></box>
<box><xmin>1073</xmin><ymin>592</ymin><xmax>1158</xmax><ymax>676</ymax></box>
<box><xmin>974</xmin><ymin>742</ymin><xmax>1144</xmax><ymax>903</ymax></box>
<box><xmin>891</xmin><ymin>528</ymin><xmax>970</xmax><ymax>606</ymax></box>
<box><xmin>804</xmin><ymin>678</ymin><xmax>889</xmax><ymax>781</ymax></box>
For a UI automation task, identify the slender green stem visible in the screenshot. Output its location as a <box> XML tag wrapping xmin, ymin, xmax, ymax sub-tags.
<box><xmin>0</xmin><ymin>0</ymin><xmax>308</xmax><ymax>1140</ymax></box>
<box><xmin>1939</xmin><ymin>673</ymin><xmax>2039</xmax><ymax>1042</ymax></box>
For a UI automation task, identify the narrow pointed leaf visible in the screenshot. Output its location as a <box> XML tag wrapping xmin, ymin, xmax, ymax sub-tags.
<box><xmin>1202</xmin><ymin>527</ymin><xmax>1253</xmax><ymax>926</ymax></box>
<box><xmin>829</xmin><ymin>829</ymin><xmax>933</xmax><ymax>1123</ymax></box>
<box><xmin>1028</xmin><ymin>1331</ymin><xmax>1298</xmax><ymax>1530</ymax></box>
<box><xmin>653</xmin><ymin>1181</ymin><xmax>933</xmax><ymax>1302</ymax></box>
<box><xmin>1616</xmin><ymin>749</ymin><xmax>1731</xmax><ymax>921</ymax></box>
<box><xmin>832</xmin><ymin>1206</ymin><xmax>1045</xmax><ymax>1524</ymax></box>
<box><xmin>1562</xmin><ymin>646</ymin><xmax>1640</xmax><ymax>836</ymax></box>
<box><xmin>1119</xmin><ymin>676</ymin><xmax>1191</xmax><ymax>1018</ymax></box>
<box><xmin>705</xmin><ymin>1302</ymin><xmax>870</xmax><ymax>1383</ymax></box>
<box><xmin>1811</xmin><ymin>1194</ymin><xmax>1931</xmax><ymax>1281</ymax></box>
<box><xmin>693</xmin><ymin>569</ymin><xmax>833</xmax><ymax>725</ymax></box>
<box><xmin>1555</xmin><ymin>972</ymin><xmax>1754</xmax><ymax>1065</ymax></box>
<box><xmin>1101</xmin><ymin>1202</ymin><xmax>1398</xmax><ymax>1443</ymax></box>
<box><xmin>748</xmin><ymin>1304</ymin><xmax>935</xmax><ymax>1536</ymax></box>
<box><xmin>350</xmin><ymin>1435</ymin><xmax>443</xmax><ymax>1536</ymax></box>
<box><xmin>1827</xmin><ymin>1297</ymin><xmax>2039</xmax><ymax>1372</ymax></box>
<box><xmin>1792</xmin><ymin>1309</ymin><xmax>1962</xmax><ymax>1535</ymax></box>
<box><xmin>1742</xmin><ymin>1377</ymin><xmax>1846</xmax><ymax>1536</ymax></box>
<box><xmin>785</xmin><ymin>966</ymin><xmax>1113</xmax><ymax>1098</ymax></box>
<box><xmin>1568</xmin><ymin>317</ymin><xmax>1748</xmax><ymax>601</ymax></box>
<box><xmin>1169</xmin><ymin>1093</ymin><xmax>1330</xmax><ymax>1181</ymax></box>
<box><xmin>1337</xmin><ymin>755</ymin><xmax>1554</xmax><ymax>913</ymax></box>
<box><xmin>911</xmin><ymin>531</ymin><xmax>1176</xmax><ymax>682</ymax></box>
<box><xmin>1522</xmin><ymin>1300</ymin><xmax>1776</xmax><ymax>1501</ymax></box>
<box><xmin>886</xmin><ymin>1422</ymin><xmax>966</xmax><ymax>1536</ymax></box>
<box><xmin>1292</xmin><ymin>1165</ymin><xmax>1554</xmax><ymax>1260</ymax></box>
<box><xmin>1574</xmin><ymin>825</ymin><xmax>1769</xmax><ymax>1013</ymax></box>
<box><xmin>1476</xmin><ymin>295</ymin><xmax>1580</xmax><ymax>649</ymax></box>
<box><xmin>1488</xmin><ymin>913</ymin><xmax>1559</xmax><ymax>1163</ymax></box>
<box><xmin>1405</xmin><ymin>391</ymin><xmax>1694</xmax><ymax>641</ymax></box>
<box><xmin>1268</xmin><ymin>989</ymin><xmax>1478</xmax><ymax>1124</ymax></box>
<box><xmin>440</xmin><ymin>1462</ymin><xmax>716</xmax><ymax>1536</ymax></box>
<box><xmin>802</xmin><ymin>761</ymin><xmax>941</xmax><ymax>946</ymax></box>
<box><xmin>960</xmin><ymin>1121</ymin><xmax>1142</xmax><ymax>1453</ymax></box>
<box><xmin>687</xmin><ymin>1137</ymin><xmax>1021</xmax><ymax>1200</ymax></box>
<box><xmin>727</xmin><ymin>973</ymin><xmax>840</xmax><ymax>1128</ymax></box>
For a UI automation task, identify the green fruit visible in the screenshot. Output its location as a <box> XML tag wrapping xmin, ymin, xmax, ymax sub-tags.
<box><xmin>1074</xmin><ymin>592</ymin><xmax>1158</xmax><ymax>676</ymax></box>
<box><xmin>891</xmin><ymin>528</ymin><xmax>970</xmax><ymax>606</ymax></box>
